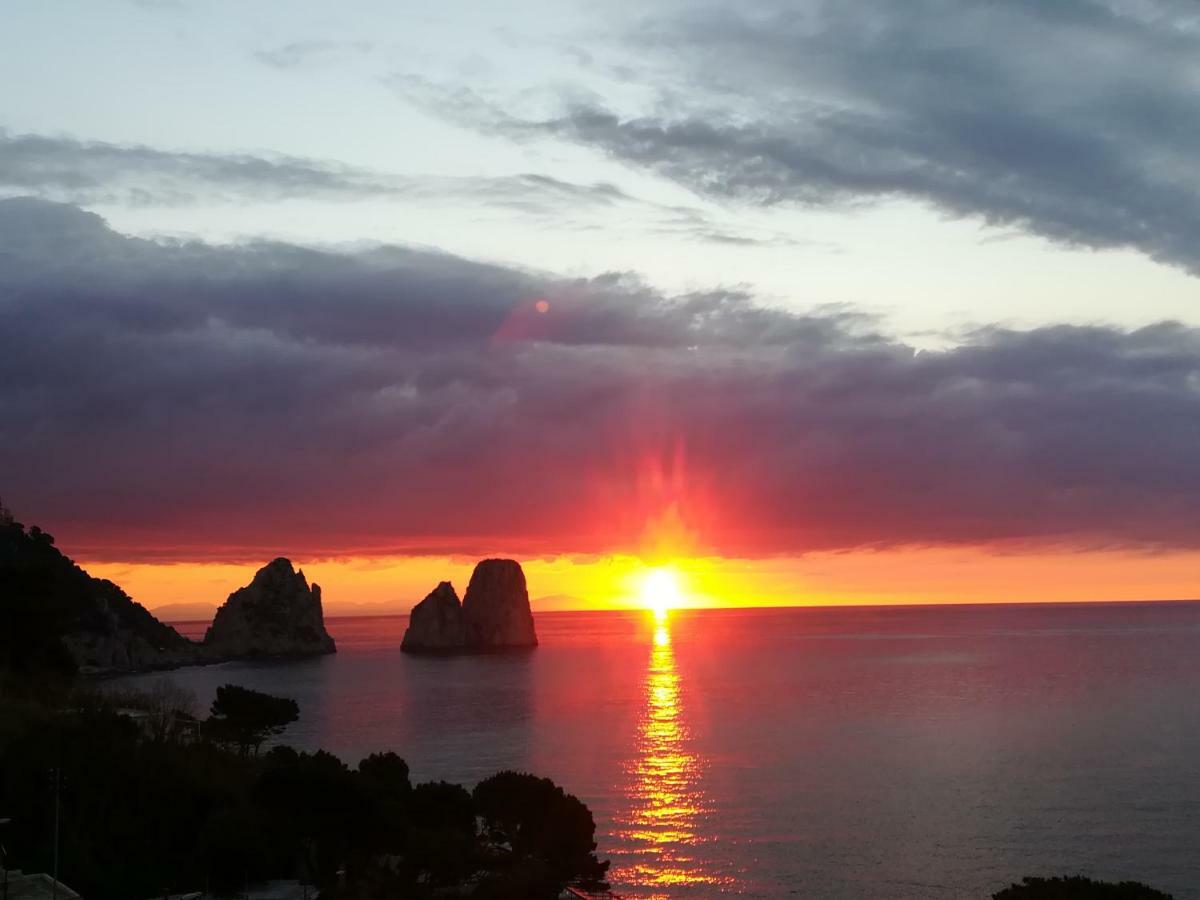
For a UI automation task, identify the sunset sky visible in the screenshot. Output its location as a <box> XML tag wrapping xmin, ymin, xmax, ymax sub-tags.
<box><xmin>3</xmin><ymin>0</ymin><xmax>1200</xmax><ymax>614</ymax></box>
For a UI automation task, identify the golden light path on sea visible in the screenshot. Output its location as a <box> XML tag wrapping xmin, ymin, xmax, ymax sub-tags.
<box><xmin>612</xmin><ymin>615</ymin><xmax>732</xmax><ymax>896</ymax></box>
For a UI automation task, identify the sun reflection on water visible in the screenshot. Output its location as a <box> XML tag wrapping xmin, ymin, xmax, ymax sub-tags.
<box><xmin>613</xmin><ymin>614</ymin><xmax>731</xmax><ymax>896</ymax></box>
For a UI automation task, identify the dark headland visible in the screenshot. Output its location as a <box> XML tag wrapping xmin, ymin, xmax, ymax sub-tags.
<box><xmin>0</xmin><ymin>513</ymin><xmax>335</xmax><ymax>676</ymax></box>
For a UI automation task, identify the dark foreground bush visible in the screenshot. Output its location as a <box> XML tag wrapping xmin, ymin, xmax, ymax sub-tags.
<box><xmin>473</xmin><ymin>770</ymin><xmax>610</xmax><ymax>893</ymax></box>
<box><xmin>994</xmin><ymin>876</ymin><xmax>1175</xmax><ymax>899</ymax></box>
<box><xmin>0</xmin><ymin>686</ymin><xmax>608</xmax><ymax>900</ymax></box>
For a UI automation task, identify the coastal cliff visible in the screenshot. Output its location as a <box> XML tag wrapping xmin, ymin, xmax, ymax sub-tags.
<box><xmin>0</xmin><ymin>516</ymin><xmax>193</xmax><ymax>675</ymax></box>
<box><xmin>0</xmin><ymin>512</ymin><xmax>337</xmax><ymax>675</ymax></box>
<box><xmin>203</xmin><ymin>558</ymin><xmax>336</xmax><ymax>659</ymax></box>
<box><xmin>401</xmin><ymin>559</ymin><xmax>538</xmax><ymax>654</ymax></box>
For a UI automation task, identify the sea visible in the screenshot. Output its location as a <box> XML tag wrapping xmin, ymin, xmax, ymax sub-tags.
<box><xmin>108</xmin><ymin>603</ymin><xmax>1200</xmax><ymax>899</ymax></box>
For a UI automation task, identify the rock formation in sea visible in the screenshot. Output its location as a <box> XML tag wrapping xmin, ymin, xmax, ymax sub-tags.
<box><xmin>462</xmin><ymin>558</ymin><xmax>538</xmax><ymax>650</ymax></box>
<box><xmin>400</xmin><ymin>581</ymin><xmax>466</xmax><ymax>653</ymax></box>
<box><xmin>401</xmin><ymin>558</ymin><xmax>538</xmax><ymax>654</ymax></box>
<box><xmin>203</xmin><ymin>558</ymin><xmax>337</xmax><ymax>659</ymax></box>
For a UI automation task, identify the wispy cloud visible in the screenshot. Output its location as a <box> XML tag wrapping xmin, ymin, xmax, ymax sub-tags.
<box><xmin>0</xmin><ymin>130</ymin><xmax>400</xmax><ymax>205</ymax></box>
<box><xmin>0</xmin><ymin>129</ymin><xmax>632</xmax><ymax>211</ymax></box>
<box><xmin>253</xmin><ymin>40</ymin><xmax>374</xmax><ymax>70</ymax></box>
<box><xmin>0</xmin><ymin>128</ymin><xmax>799</xmax><ymax>246</ymax></box>
<box><xmin>393</xmin><ymin>0</ymin><xmax>1200</xmax><ymax>273</ymax></box>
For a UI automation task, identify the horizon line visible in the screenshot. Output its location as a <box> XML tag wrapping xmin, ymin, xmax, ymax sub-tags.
<box><xmin>155</xmin><ymin>594</ymin><xmax>1200</xmax><ymax>624</ymax></box>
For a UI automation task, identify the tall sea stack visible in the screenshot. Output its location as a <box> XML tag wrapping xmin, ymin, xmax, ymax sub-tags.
<box><xmin>204</xmin><ymin>558</ymin><xmax>336</xmax><ymax>658</ymax></box>
<box><xmin>401</xmin><ymin>558</ymin><xmax>538</xmax><ymax>654</ymax></box>
<box><xmin>462</xmin><ymin>558</ymin><xmax>538</xmax><ymax>650</ymax></box>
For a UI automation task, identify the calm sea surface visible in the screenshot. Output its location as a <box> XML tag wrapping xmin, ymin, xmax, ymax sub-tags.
<box><xmin>111</xmin><ymin>604</ymin><xmax>1200</xmax><ymax>898</ymax></box>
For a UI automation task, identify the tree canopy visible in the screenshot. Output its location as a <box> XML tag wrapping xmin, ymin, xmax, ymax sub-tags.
<box><xmin>208</xmin><ymin>683</ymin><xmax>299</xmax><ymax>755</ymax></box>
<box><xmin>473</xmin><ymin>770</ymin><xmax>610</xmax><ymax>891</ymax></box>
<box><xmin>994</xmin><ymin>876</ymin><xmax>1175</xmax><ymax>899</ymax></box>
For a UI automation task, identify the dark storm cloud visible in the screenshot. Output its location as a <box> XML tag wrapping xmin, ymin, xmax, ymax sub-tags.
<box><xmin>406</xmin><ymin>0</ymin><xmax>1200</xmax><ymax>272</ymax></box>
<box><xmin>0</xmin><ymin>129</ymin><xmax>636</xmax><ymax>212</ymax></box>
<box><xmin>3</xmin><ymin>198</ymin><xmax>1198</xmax><ymax>562</ymax></box>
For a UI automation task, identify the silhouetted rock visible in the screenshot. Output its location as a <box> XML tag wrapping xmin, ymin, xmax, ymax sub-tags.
<box><xmin>401</xmin><ymin>559</ymin><xmax>537</xmax><ymax>654</ymax></box>
<box><xmin>204</xmin><ymin>558</ymin><xmax>336</xmax><ymax>658</ymax></box>
<box><xmin>463</xmin><ymin>559</ymin><xmax>538</xmax><ymax>650</ymax></box>
<box><xmin>400</xmin><ymin>581</ymin><xmax>466</xmax><ymax>653</ymax></box>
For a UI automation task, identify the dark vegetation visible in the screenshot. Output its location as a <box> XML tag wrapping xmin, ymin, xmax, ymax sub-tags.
<box><xmin>994</xmin><ymin>876</ymin><xmax>1174</xmax><ymax>899</ymax></box>
<box><xmin>0</xmin><ymin>680</ymin><xmax>610</xmax><ymax>899</ymax></box>
<box><xmin>208</xmin><ymin>684</ymin><xmax>300</xmax><ymax>755</ymax></box>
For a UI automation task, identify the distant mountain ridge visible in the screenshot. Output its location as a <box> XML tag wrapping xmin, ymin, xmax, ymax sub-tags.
<box><xmin>144</xmin><ymin>601</ymin><xmax>219</xmax><ymax>622</ymax></box>
<box><xmin>148</xmin><ymin>594</ymin><xmax>587</xmax><ymax>623</ymax></box>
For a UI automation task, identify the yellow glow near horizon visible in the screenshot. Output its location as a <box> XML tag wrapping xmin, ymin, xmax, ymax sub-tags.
<box><xmin>80</xmin><ymin>546</ymin><xmax>1200</xmax><ymax>619</ymax></box>
<box><xmin>639</xmin><ymin>566</ymin><xmax>684</xmax><ymax>619</ymax></box>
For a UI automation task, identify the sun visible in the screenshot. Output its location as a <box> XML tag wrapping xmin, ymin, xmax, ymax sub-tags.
<box><xmin>638</xmin><ymin>566</ymin><xmax>683</xmax><ymax>620</ymax></box>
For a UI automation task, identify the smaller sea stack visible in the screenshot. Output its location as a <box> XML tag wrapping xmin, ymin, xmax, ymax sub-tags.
<box><xmin>400</xmin><ymin>581</ymin><xmax>466</xmax><ymax>652</ymax></box>
<box><xmin>204</xmin><ymin>557</ymin><xmax>336</xmax><ymax>658</ymax></box>
<box><xmin>401</xmin><ymin>558</ymin><xmax>538</xmax><ymax>654</ymax></box>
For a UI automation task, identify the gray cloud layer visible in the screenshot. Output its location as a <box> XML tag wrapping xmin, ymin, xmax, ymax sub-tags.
<box><xmin>412</xmin><ymin>0</ymin><xmax>1200</xmax><ymax>272</ymax></box>
<box><xmin>2</xmin><ymin>198</ymin><xmax>1198</xmax><ymax>562</ymax></box>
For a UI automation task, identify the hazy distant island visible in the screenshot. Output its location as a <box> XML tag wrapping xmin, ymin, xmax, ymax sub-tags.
<box><xmin>401</xmin><ymin>558</ymin><xmax>538</xmax><ymax>654</ymax></box>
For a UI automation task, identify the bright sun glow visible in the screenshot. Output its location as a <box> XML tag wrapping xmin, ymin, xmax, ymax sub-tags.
<box><xmin>639</xmin><ymin>566</ymin><xmax>684</xmax><ymax>619</ymax></box>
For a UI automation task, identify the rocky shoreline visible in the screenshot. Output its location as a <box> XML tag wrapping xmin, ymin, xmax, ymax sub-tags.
<box><xmin>74</xmin><ymin>557</ymin><xmax>338</xmax><ymax>676</ymax></box>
